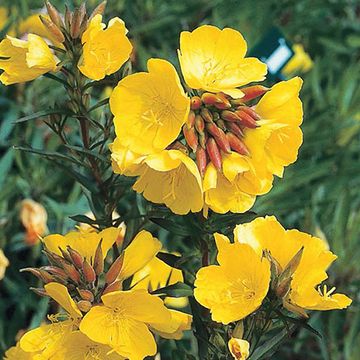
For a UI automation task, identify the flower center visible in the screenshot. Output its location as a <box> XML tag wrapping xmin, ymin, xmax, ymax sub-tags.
<box><xmin>85</xmin><ymin>345</ymin><xmax>102</xmax><ymax>359</ymax></box>
<box><xmin>174</xmin><ymin>87</ymin><xmax>268</xmax><ymax>177</ymax></box>
<box><xmin>318</xmin><ymin>285</ymin><xmax>336</xmax><ymax>298</ymax></box>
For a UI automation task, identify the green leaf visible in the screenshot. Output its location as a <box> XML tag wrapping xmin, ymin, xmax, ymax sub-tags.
<box><xmin>0</xmin><ymin>149</ymin><xmax>14</xmax><ymax>187</ymax></box>
<box><xmin>156</xmin><ymin>252</ymin><xmax>182</xmax><ymax>268</ymax></box>
<box><xmin>151</xmin><ymin>282</ymin><xmax>193</xmax><ymax>298</ymax></box>
<box><xmin>14</xmin><ymin>109</ymin><xmax>71</xmax><ymax>123</ymax></box>
<box><xmin>150</xmin><ymin>217</ymin><xmax>196</xmax><ymax>236</ymax></box>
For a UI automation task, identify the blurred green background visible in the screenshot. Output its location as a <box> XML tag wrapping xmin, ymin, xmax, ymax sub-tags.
<box><xmin>0</xmin><ymin>0</ymin><xmax>359</xmax><ymax>359</ymax></box>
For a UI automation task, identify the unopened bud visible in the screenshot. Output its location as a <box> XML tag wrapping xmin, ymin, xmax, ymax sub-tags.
<box><xmin>196</xmin><ymin>147</ymin><xmax>208</xmax><ymax>177</ymax></box>
<box><xmin>186</xmin><ymin>110</ymin><xmax>196</xmax><ymax>129</ymax></box>
<box><xmin>82</xmin><ymin>93</ymin><xmax>91</xmax><ymax>109</ymax></box>
<box><xmin>226</xmin><ymin>133</ymin><xmax>250</xmax><ymax>156</ymax></box>
<box><xmin>45</xmin><ymin>2</ymin><xmax>63</xmax><ymax>28</ymax></box>
<box><xmin>64</xmin><ymin>5</ymin><xmax>72</xmax><ymax>31</ymax></box>
<box><xmin>240</xmin><ymin>85</ymin><xmax>269</xmax><ymax>103</ymax></box>
<box><xmin>199</xmin><ymin>132</ymin><xmax>207</xmax><ymax>149</ymax></box>
<box><xmin>206</xmin><ymin>138</ymin><xmax>222</xmax><ymax>171</ymax></box>
<box><xmin>41</xmin><ymin>266</ymin><xmax>68</xmax><ymax>279</ymax></box>
<box><xmin>190</xmin><ymin>96</ymin><xmax>201</xmax><ymax>110</ymax></box>
<box><xmin>77</xmin><ymin>288</ymin><xmax>94</xmax><ymax>302</ymax></box>
<box><xmin>59</xmin><ymin>248</ymin><xmax>73</xmax><ymax>263</ymax></box>
<box><xmin>20</xmin><ymin>268</ymin><xmax>43</xmax><ymax>281</ymax></box>
<box><xmin>195</xmin><ymin>115</ymin><xmax>205</xmax><ymax>134</ymax></box>
<box><xmin>214</xmin><ymin>128</ymin><xmax>231</xmax><ymax>153</ymax></box>
<box><xmin>77</xmin><ymin>300</ymin><xmax>92</xmax><ymax>312</ymax></box>
<box><xmin>237</xmin><ymin>106</ymin><xmax>261</xmax><ymax>120</ymax></box>
<box><xmin>38</xmin><ymin>269</ymin><xmax>55</xmax><ymax>284</ymax></box>
<box><xmin>90</xmin><ymin>1</ymin><xmax>107</xmax><ymax>20</ymax></box>
<box><xmin>225</xmin><ymin>122</ymin><xmax>244</xmax><ymax>138</ymax></box>
<box><xmin>103</xmin><ymin>280</ymin><xmax>122</xmax><ymax>295</ymax></box>
<box><xmin>200</xmin><ymin>108</ymin><xmax>213</xmax><ymax>123</ymax></box>
<box><xmin>30</xmin><ymin>287</ymin><xmax>47</xmax><ymax>297</ymax></box>
<box><xmin>232</xmin><ymin>321</ymin><xmax>244</xmax><ymax>339</ymax></box>
<box><xmin>221</xmin><ymin>110</ymin><xmax>240</xmax><ymax>122</ymax></box>
<box><xmin>71</xmin><ymin>6</ymin><xmax>86</xmax><ymax>39</ymax></box>
<box><xmin>82</xmin><ymin>259</ymin><xmax>96</xmax><ymax>283</ymax></box>
<box><xmin>183</xmin><ymin>125</ymin><xmax>198</xmax><ymax>152</ymax></box>
<box><xmin>216</xmin><ymin>119</ymin><xmax>226</xmax><ymax>131</ymax></box>
<box><xmin>214</xmin><ymin>92</ymin><xmax>231</xmax><ymax>109</ymax></box>
<box><xmin>67</xmin><ymin>247</ymin><xmax>83</xmax><ymax>269</ymax></box>
<box><xmin>105</xmin><ymin>254</ymin><xmax>124</xmax><ymax>284</ymax></box>
<box><xmin>205</xmin><ymin>122</ymin><xmax>222</xmax><ymax>138</ymax></box>
<box><xmin>63</xmin><ymin>263</ymin><xmax>81</xmax><ymax>284</ymax></box>
<box><xmin>39</xmin><ymin>15</ymin><xmax>65</xmax><ymax>43</ymax></box>
<box><xmin>93</xmin><ymin>240</ymin><xmax>104</xmax><ymax>276</ymax></box>
<box><xmin>234</xmin><ymin>110</ymin><xmax>258</xmax><ymax>128</ymax></box>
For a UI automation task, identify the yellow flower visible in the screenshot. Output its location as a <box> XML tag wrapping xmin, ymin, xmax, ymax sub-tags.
<box><xmin>178</xmin><ymin>25</ymin><xmax>267</xmax><ymax>98</ymax></box>
<box><xmin>0</xmin><ymin>249</ymin><xmax>9</xmax><ymax>280</ymax></box>
<box><xmin>228</xmin><ymin>338</ymin><xmax>250</xmax><ymax>360</ymax></box>
<box><xmin>194</xmin><ymin>233</ymin><xmax>270</xmax><ymax>324</ymax></box>
<box><xmin>0</xmin><ymin>34</ymin><xmax>57</xmax><ymax>85</ymax></box>
<box><xmin>43</xmin><ymin>226</ymin><xmax>121</xmax><ymax>261</ymax></box>
<box><xmin>243</xmin><ymin>77</ymin><xmax>303</xmax><ymax>177</ymax></box>
<box><xmin>78</xmin><ymin>14</ymin><xmax>132</xmax><ymax>80</ymax></box>
<box><xmin>4</xmin><ymin>343</ymin><xmax>35</xmax><ymax>360</ymax></box>
<box><xmin>234</xmin><ymin>216</ymin><xmax>352</xmax><ymax>313</ymax></box>
<box><xmin>53</xmin><ymin>331</ymin><xmax>124</xmax><ymax>360</ymax></box>
<box><xmin>131</xmin><ymin>251</ymin><xmax>188</xmax><ymax>308</ymax></box>
<box><xmin>79</xmin><ymin>289</ymin><xmax>175</xmax><ymax>360</ymax></box>
<box><xmin>132</xmin><ymin>150</ymin><xmax>203</xmax><ymax>215</ymax></box>
<box><xmin>110</xmin><ymin>58</ymin><xmax>190</xmax><ymax>155</ymax></box>
<box><xmin>20</xmin><ymin>199</ymin><xmax>48</xmax><ymax>246</ymax></box>
<box><xmin>282</xmin><ymin>44</ymin><xmax>313</xmax><ymax>76</ymax></box>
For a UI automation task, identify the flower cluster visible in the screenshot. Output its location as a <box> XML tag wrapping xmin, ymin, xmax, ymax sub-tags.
<box><xmin>5</xmin><ymin>227</ymin><xmax>191</xmax><ymax>359</ymax></box>
<box><xmin>110</xmin><ymin>25</ymin><xmax>303</xmax><ymax>215</ymax></box>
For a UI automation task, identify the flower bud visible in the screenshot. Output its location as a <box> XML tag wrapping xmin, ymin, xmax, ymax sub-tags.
<box><xmin>190</xmin><ymin>96</ymin><xmax>202</xmax><ymax>110</ymax></box>
<box><xmin>82</xmin><ymin>259</ymin><xmax>96</xmax><ymax>283</ymax></box>
<box><xmin>67</xmin><ymin>247</ymin><xmax>83</xmax><ymax>269</ymax></box>
<box><xmin>221</xmin><ymin>110</ymin><xmax>239</xmax><ymax>122</ymax></box>
<box><xmin>206</xmin><ymin>138</ymin><xmax>222</xmax><ymax>171</ymax></box>
<box><xmin>64</xmin><ymin>5</ymin><xmax>72</xmax><ymax>31</ymax></box>
<box><xmin>196</xmin><ymin>147</ymin><xmax>208</xmax><ymax>177</ymax></box>
<box><xmin>41</xmin><ymin>266</ymin><xmax>68</xmax><ymax>279</ymax></box>
<box><xmin>234</xmin><ymin>110</ymin><xmax>258</xmax><ymax>128</ymax></box>
<box><xmin>77</xmin><ymin>288</ymin><xmax>94</xmax><ymax>302</ymax></box>
<box><xmin>186</xmin><ymin>110</ymin><xmax>196</xmax><ymax>129</ymax></box>
<box><xmin>71</xmin><ymin>5</ymin><xmax>86</xmax><ymax>39</ymax></box>
<box><xmin>105</xmin><ymin>254</ymin><xmax>124</xmax><ymax>285</ymax></box>
<box><xmin>183</xmin><ymin>125</ymin><xmax>198</xmax><ymax>152</ymax></box>
<box><xmin>200</xmin><ymin>108</ymin><xmax>213</xmax><ymax>123</ymax></box>
<box><xmin>195</xmin><ymin>115</ymin><xmax>205</xmax><ymax>134</ymax></box>
<box><xmin>237</xmin><ymin>106</ymin><xmax>261</xmax><ymax>120</ymax></box>
<box><xmin>214</xmin><ymin>92</ymin><xmax>231</xmax><ymax>110</ymax></box>
<box><xmin>30</xmin><ymin>287</ymin><xmax>47</xmax><ymax>297</ymax></box>
<box><xmin>93</xmin><ymin>240</ymin><xmax>104</xmax><ymax>276</ymax></box>
<box><xmin>77</xmin><ymin>300</ymin><xmax>92</xmax><ymax>313</ymax></box>
<box><xmin>103</xmin><ymin>280</ymin><xmax>122</xmax><ymax>295</ymax></box>
<box><xmin>39</xmin><ymin>15</ymin><xmax>65</xmax><ymax>43</ymax></box>
<box><xmin>226</xmin><ymin>133</ymin><xmax>250</xmax><ymax>156</ymax></box>
<box><xmin>20</xmin><ymin>268</ymin><xmax>44</xmax><ymax>282</ymax></box>
<box><xmin>201</xmin><ymin>92</ymin><xmax>223</xmax><ymax>107</ymax></box>
<box><xmin>62</xmin><ymin>263</ymin><xmax>81</xmax><ymax>284</ymax></box>
<box><xmin>216</xmin><ymin>119</ymin><xmax>227</xmax><ymax>131</ymax></box>
<box><xmin>225</xmin><ymin>122</ymin><xmax>244</xmax><ymax>138</ymax></box>
<box><xmin>90</xmin><ymin>1</ymin><xmax>107</xmax><ymax>20</ymax></box>
<box><xmin>199</xmin><ymin>132</ymin><xmax>207</xmax><ymax>149</ymax></box>
<box><xmin>214</xmin><ymin>128</ymin><xmax>231</xmax><ymax>154</ymax></box>
<box><xmin>240</xmin><ymin>85</ymin><xmax>269</xmax><ymax>102</ymax></box>
<box><xmin>45</xmin><ymin>2</ymin><xmax>63</xmax><ymax>28</ymax></box>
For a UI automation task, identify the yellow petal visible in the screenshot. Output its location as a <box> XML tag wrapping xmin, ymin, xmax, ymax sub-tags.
<box><xmin>44</xmin><ymin>283</ymin><xmax>82</xmax><ymax>319</ymax></box>
<box><xmin>228</xmin><ymin>338</ymin><xmax>250</xmax><ymax>360</ymax></box>
<box><xmin>154</xmin><ymin>309</ymin><xmax>192</xmax><ymax>340</ymax></box>
<box><xmin>4</xmin><ymin>343</ymin><xmax>34</xmax><ymax>360</ymax></box>
<box><xmin>26</xmin><ymin>34</ymin><xmax>57</xmax><ymax>70</ymax></box>
<box><xmin>110</xmin><ymin>59</ymin><xmax>189</xmax><ymax>154</ymax></box>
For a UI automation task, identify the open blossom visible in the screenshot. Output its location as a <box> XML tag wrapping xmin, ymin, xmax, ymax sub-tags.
<box><xmin>228</xmin><ymin>338</ymin><xmax>250</xmax><ymax>360</ymax></box>
<box><xmin>20</xmin><ymin>199</ymin><xmax>48</xmax><ymax>245</ymax></box>
<box><xmin>0</xmin><ymin>34</ymin><xmax>57</xmax><ymax>85</ymax></box>
<box><xmin>194</xmin><ymin>233</ymin><xmax>271</xmax><ymax>324</ymax></box>
<box><xmin>234</xmin><ymin>216</ymin><xmax>352</xmax><ymax>315</ymax></box>
<box><xmin>110</xmin><ymin>25</ymin><xmax>303</xmax><ymax>215</ymax></box>
<box><xmin>78</xmin><ymin>14</ymin><xmax>132</xmax><ymax>80</ymax></box>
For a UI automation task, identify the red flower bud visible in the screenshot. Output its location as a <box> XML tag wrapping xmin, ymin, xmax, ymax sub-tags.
<box><xmin>190</xmin><ymin>96</ymin><xmax>202</xmax><ymax>110</ymax></box>
<box><xmin>183</xmin><ymin>125</ymin><xmax>198</xmax><ymax>152</ymax></box>
<box><xmin>196</xmin><ymin>147</ymin><xmax>208</xmax><ymax>177</ymax></box>
<box><xmin>234</xmin><ymin>110</ymin><xmax>258</xmax><ymax>128</ymax></box>
<box><xmin>226</xmin><ymin>133</ymin><xmax>250</xmax><ymax>156</ymax></box>
<box><xmin>240</xmin><ymin>85</ymin><xmax>269</xmax><ymax>102</ymax></box>
<box><xmin>195</xmin><ymin>115</ymin><xmax>205</xmax><ymax>134</ymax></box>
<box><xmin>82</xmin><ymin>259</ymin><xmax>96</xmax><ymax>283</ymax></box>
<box><xmin>206</xmin><ymin>138</ymin><xmax>222</xmax><ymax>171</ymax></box>
<box><xmin>105</xmin><ymin>254</ymin><xmax>124</xmax><ymax>285</ymax></box>
<box><xmin>214</xmin><ymin>128</ymin><xmax>231</xmax><ymax>154</ymax></box>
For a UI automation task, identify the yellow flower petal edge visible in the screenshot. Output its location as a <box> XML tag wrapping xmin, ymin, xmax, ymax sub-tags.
<box><xmin>110</xmin><ymin>58</ymin><xmax>190</xmax><ymax>154</ymax></box>
<box><xmin>228</xmin><ymin>338</ymin><xmax>250</xmax><ymax>360</ymax></box>
<box><xmin>154</xmin><ymin>309</ymin><xmax>192</xmax><ymax>340</ymax></box>
<box><xmin>178</xmin><ymin>25</ymin><xmax>267</xmax><ymax>97</ymax></box>
<box><xmin>78</xmin><ymin>14</ymin><xmax>132</xmax><ymax>80</ymax></box>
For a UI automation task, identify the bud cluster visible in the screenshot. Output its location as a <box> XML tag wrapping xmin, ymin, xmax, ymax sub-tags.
<box><xmin>181</xmin><ymin>85</ymin><xmax>268</xmax><ymax>175</ymax></box>
<box><xmin>21</xmin><ymin>241</ymin><xmax>124</xmax><ymax>313</ymax></box>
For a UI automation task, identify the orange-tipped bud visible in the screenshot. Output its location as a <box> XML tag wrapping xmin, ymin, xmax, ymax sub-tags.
<box><xmin>183</xmin><ymin>125</ymin><xmax>198</xmax><ymax>152</ymax></box>
<box><xmin>186</xmin><ymin>110</ymin><xmax>196</xmax><ymax>129</ymax></box>
<box><xmin>240</xmin><ymin>85</ymin><xmax>269</xmax><ymax>102</ymax></box>
<box><xmin>63</xmin><ymin>263</ymin><xmax>81</xmax><ymax>284</ymax></box>
<box><xmin>205</xmin><ymin>122</ymin><xmax>222</xmax><ymax>138</ymax></box>
<box><xmin>237</xmin><ymin>106</ymin><xmax>261</xmax><ymax>120</ymax></box>
<box><xmin>103</xmin><ymin>280</ymin><xmax>122</xmax><ymax>295</ymax></box>
<box><xmin>201</xmin><ymin>92</ymin><xmax>222</xmax><ymax>106</ymax></box>
<box><xmin>190</xmin><ymin>96</ymin><xmax>202</xmax><ymax>110</ymax></box>
<box><xmin>221</xmin><ymin>110</ymin><xmax>239</xmax><ymax>122</ymax></box>
<box><xmin>77</xmin><ymin>288</ymin><xmax>94</xmax><ymax>302</ymax></box>
<box><xmin>67</xmin><ymin>247</ymin><xmax>83</xmax><ymax>269</ymax></box>
<box><xmin>77</xmin><ymin>300</ymin><xmax>92</xmax><ymax>313</ymax></box>
<box><xmin>195</xmin><ymin>115</ymin><xmax>205</xmax><ymax>134</ymax></box>
<box><xmin>214</xmin><ymin>93</ymin><xmax>231</xmax><ymax>110</ymax></box>
<box><xmin>214</xmin><ymin>128</ymin><xmax>231</xmax><ymax>153</ymax></box>
<box><xmin>226</xmin><ymin>133</ymin><xmax>250</xmax><ymax>156</ymax></box>
<box><xmin>45</xmin><ymin>1</ymin><xmax>63</xmax><ymax>28</ymax></box>
<box><xmin>105</xmin><ymin>254</ymin><xmax>124</xmax><ymax>285</ymax></box>
<box><xmin>196</xmin><ymin>147</ymin><xmax>208</xmax><ymax>177</ymax></box>
<box><xmin>30</xmin><ymin>287</ymin><xmax>47</xmax><ymax>297</ymax></box>
<box><xmin>225</xmin><ymin>122</ymin><xmax>244</xmax><ymax>138</ymax></box>
<box><xmin>82</xmin><ymin>259</ymin><xmax>96</xmax><ymax>283</ymax></box>
<box><xmin>235</xmin><ymin>110</ymin><xmax>258</xmax><ymax>129</ymax></box>
<box><xmin>90</xmin><ymin>1</ymin><xmax>107</xmax><ymax>20</ymax></box>
<box><xmin>93</xmin><ymin>240</ymin><xmax>104</xmax><ymax>276</ymax></box>
<box><xmin>206</xmin><ymin>138</ymin><xmax>222</xmax><ymax>171</ymax></box>
<box><xmin>200</xmin><ymin>108</ymin><xmax>213</xmax><ymax>123</ymax></box>
<box><xmin>39</xmin><ymin>15</ymin><xmax>65</xmax><ymax>43</ymax></box>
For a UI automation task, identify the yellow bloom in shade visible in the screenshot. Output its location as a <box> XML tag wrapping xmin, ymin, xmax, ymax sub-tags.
<box><xmin>78</xmin><ymin>14</ymin><xmax>132</xmax><ymax>80</ymax></box>
<box><xmin>131</xmin><ymin>252</ymin><xmax>188</xmax><ymax>308</ymax></box>
<box><xmin>79</xmin><ymin>289</ymin><xmax>175</xmax><ymax>360</ymax></box>
<box><xmin>0</xmin><ymin>249</ymin><xmax>9</xmax><ymax>280</ymax></box>
<box><xmin>53</xmin><ymin>331</ymin><xmax>124</xmax><ymax>360</ymax></box>
<box><xmin>43</xmin><ymin>226</ymin><xmax>121</xmax><ymax>261</ymax></box>
<box><xmin>194</xmin><ymin>234</ymin><xmax>270</xmax><ymax>324</ymax></box>
<box><xmin>110</xmin><ymin>58</ymin><xmax>190</xmax><ymax>154</ymax></box>
<box><xmin>234</xmin><ymin>216</ymin><xmax>352</xmax><ymax>313</ymax></box>
<box><xmin>178</xmin><ymin>25</ymin><xmax>267</xmax><ymax>98</ymax></box>
<box><xmin>45</xmin><ymin>282</ymin><xmax>82</xmax><ymax>319</ymax></box>
<box><xmin>133</xmin><ymin>150</ymin><xmax>203</xmax><ymax>215</ymax></box>
<box><xmin>282</xmin><ymin>44</ymin><xmax>313</xmax><ymax>76</ymax></box>
<box><xmin>4</xmin><ymin>343</ymin><xmax>35</xmax><ymax>360</ymax></box>
<box><xmin>0</xmin><ymin>34</ymin><xmax>57</xmax><ymax>85</ymax></box>
<box><xmin>20</xmin><ymin>199</ymin><xmax>48</xmax><ymax>246</ymax></box>
<box><xmin>228</xmin><ymin>338</ymin><xmax>250</xmax><ymax>360</ymax></box>
<box><xmin>244</xmin><ymin>77</ymin><xmax>303</xmax><ymax>177</ymax></box>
